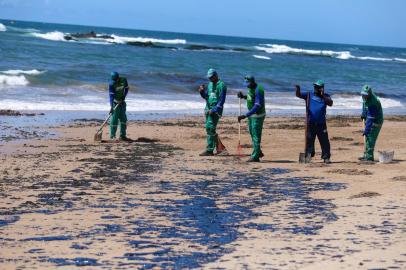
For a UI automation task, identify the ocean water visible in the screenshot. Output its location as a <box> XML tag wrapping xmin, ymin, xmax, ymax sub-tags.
<box><xmin>0</xmin><ymin>19</ymin><xmax>405</xmax><ymax>117</ymax></box>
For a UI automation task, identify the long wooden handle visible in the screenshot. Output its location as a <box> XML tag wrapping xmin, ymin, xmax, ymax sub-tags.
<box><xmin>96</xmin><ymin>103</ymin><xmax>121</xmax><ymax>134</ymax></box>
<box><xmin>238</xmin><ymin>98</ymin><xmax>241</xmax><ymax>141</ymax></box>
<box><xmin>304</xmin><ymin>92</ymin><xmax>310</xmax><ymax>153</ymax></box>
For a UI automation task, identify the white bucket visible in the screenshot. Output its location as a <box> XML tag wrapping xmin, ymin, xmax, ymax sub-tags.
<box><xmin>378</xmin><ymin>151</ymin><xmax>394</xmax><ymax>163</ymax></box>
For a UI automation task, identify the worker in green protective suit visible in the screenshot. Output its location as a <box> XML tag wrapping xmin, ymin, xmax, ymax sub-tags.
<box><xmin>237</xmin><ymin>75</ymin><xmax>266</xmax><ymax>162</ymax></box>
<box><xmin>109</xmin><ymin>71</ymin><xmax>130</xmax><ymax>141</ymax></box>
<box><xmin>198</xmin><ymin>68</ymin><xmax>227</xmax><ymax>156</ymax></box>
<box><xmin>359</xmin><ymin>85</ymin><xmax>384</xmax><ymax>161</ymax></box>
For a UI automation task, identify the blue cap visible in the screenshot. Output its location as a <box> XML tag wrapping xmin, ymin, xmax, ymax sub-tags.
<box><xmin>111</xmin><ymin>71</ymin><xmax>119</xmax><ymax>81</ymax></box>
<box><xmin>361</xmin><ymin>85</ymin><xmax>371</xmax><ymax>96</ymax></box>
<box><xmin>206</xmin><ymin>68</ymin><xmax>217</xmax><ymax>79</ymax></box>
<box><xmin>313</xmin><ymin>80</ymin><xmax>325</xmax><ymax>87</ymax></box>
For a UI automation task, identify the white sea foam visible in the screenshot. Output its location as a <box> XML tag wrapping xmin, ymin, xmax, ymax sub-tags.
<box><xmin>0</xmin><ymin>95</ymin><xmax>403</xmax><ymax>113</ymax></box>
<box><xmin>30</xmin><ymin>30</ymin><xmax>187</xmax><ymax>45</ymax></box>
<box><xmin>394</xmin><ymin>58</ymin><xmax>406</xmax><ymax>63</ymax></box>
<box><xmin>83</xmin><ymin>39</ymin><xmax>112</xmax><ymax>45</ymax></box>
<box><xmin>356</xmin><ymin>56</ymin><xmax>392</xmax><ymax>61</ymax></box>
<box><xmin>1</xmin><ymin>69</ymin><xmax>45</xmax><ymax>75</ymax></box>
<box><xmin>0</xmin><ymin>23</ymin><xmax>6</xmax><ymax>32</ymax></box>
<box><xmin>0</xmin><ymin>75</ymin><xmax>29</xmax><ymax>86</ymax></box>
<box><xmin>253</xmin><ymin>55</ymin><xmax>271</xmax><ymax>60</ymax></box>
<box><xmin>109</xmin><ymin>34</ymin><xmax>187</xmax><ymax>45</ymax></box>
<box><xmin>255</xmin><ymin>44</ymin><xmax>352</xmax><ymax>59</ymax></box>
<box><xmin>31</xmin><ymin>31</ymin><xmax>67</xmax><ymax>42</ymax></box>
<box><xmin>255</xmin><ymin>44</ymin><xmax>406</xmax><ymax>63</ymax></box>
<box><xmin>354</xmin><ymin>56</ymin><xmax>406</xmax><ymax>63</ymax></box>
<box><xmin>324</xmin><ymin>95</ymin><xmax>403</xmax><ymax>109</ymax></box>
<box><xmin>0</xmin><ymin>97</ymin><xmax>204</xmax><ymax>112</ymax></box>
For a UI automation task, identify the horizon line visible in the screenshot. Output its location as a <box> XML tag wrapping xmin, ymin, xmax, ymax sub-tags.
<box><xmin>1</xmin><ymin>17</ymin><xmax>405</xmax><ymax>50</ymax></box>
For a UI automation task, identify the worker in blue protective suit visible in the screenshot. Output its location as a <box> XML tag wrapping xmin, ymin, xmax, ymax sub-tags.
<box><xmin>359</xmin><ymin>85</ymin><xmax>384</xmax><ymax>161</ymax></box>
<box><xmin>198</xmin><ymin>68</ymin><xmax>227</xmax><ymax>156</ymax></box>
<box><xmin>295</xmin><ymin>80</ymin><xmax>333</xmax><ymax>163</ymax></box>
<box><xmin>109</xmin><ymin>71</ymin><xmax>130</xmax><ymax>141</ymax></box>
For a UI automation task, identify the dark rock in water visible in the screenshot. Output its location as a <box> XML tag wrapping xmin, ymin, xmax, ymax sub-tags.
<box><xmin>126</xmin><ymin>41</ymin><xmax>176</xmax><ymax>50</ymax></box>
<box><xmin>70</xmin><ymin>31</ymin><xmax>97</xmax><ymax>39</ymax></box>
<box><xmin>0</xmin><ymin>109</ymin><xmax>42</xmax><ymax>116</ymax></box>
<box><xmin>64</xmin><ymin>35</ymin><xmax>76</xmax><ymax>41</ymax></box>
<box><xmin>64</xmin><ymin>31</ymin><xmax>114</xmax><ymax>41</ymax></box>
<box><xmin>185</xmin><ymin>44</ymin><xmax>227</xmax><ymax>51</ymax></box>
<box><xmin>185</xmin><ymin>44</ymin><xmax>251</xmax><ymax>52</ymax></box>
<box><xmin>97</xmin><ymin>34</ymin><xmax>114</xmax><ymax>39</ymax></box>
<box><xmin>232</xmin><ymin>47</ymin><xmax>251</xmax><ymax>52</ymax></box>
<box><xmin>0</xmin><ymin>109</ymin><xmax>22</xmax><ymax>116</ymax></box>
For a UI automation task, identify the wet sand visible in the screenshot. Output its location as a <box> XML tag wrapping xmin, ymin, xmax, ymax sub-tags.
<box><xmin>0</xmin><ymin>115</ymin><xmax>405</xmax><ymax>269</ymax></box>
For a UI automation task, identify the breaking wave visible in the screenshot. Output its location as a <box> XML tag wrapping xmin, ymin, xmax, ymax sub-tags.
<box><xmin>255</xmin><ymin>44</ymin><xmax>406</xmax><ymax>63</ymax></box>
<box><xmin>1</xmin><ymin>69</ymin><xmax>45</xmax><ymax>75</ymax></box>
<box><xmin>394</xmin><ymin>58</ymin><xmax>406</xmax><ymax>63</ymax></box>
<box><xmin>255</xmin><ymin>44</ymin><xmax>352</xmax><ymax>59</ymax></box>
<box><xmin>30</xmin><ymin>30</ymin><xmax>187</xmax><ymax>46</ymax></box>
<box><xmin>0</xmin><ymin>23</ymin><xmax>6</xmax><ymax>32</ymax></box>
<box><xmin>108</xmin><ymin>34</ymin><xmax>186</xmax><ymax>45</ymax></box>
<box><xmin>0</xmin><ymin>75</ymin><xmax>29</xmax><ymax>86</ymax></box>
<box><xmin>331</xmin><ymin>94</ymin><xmax>403</xmax><ymax>109</ymax></box>
<box><xmin>31</xmin><ymin>31</ymin><xmax>66</xmax><ymax>42</ymax></box>
<box><xmin>0</xmin><ymin>69</ymin><xmax>44</xmax><ymax>86</ymax></box>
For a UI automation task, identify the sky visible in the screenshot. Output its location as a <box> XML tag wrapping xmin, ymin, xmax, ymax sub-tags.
<box><xmin>0</xmin><ymin>0</ymin><xmax>405</xmax><ymax>48</ymax></box>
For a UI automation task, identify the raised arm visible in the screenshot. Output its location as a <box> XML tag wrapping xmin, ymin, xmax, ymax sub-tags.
<box><xmin>323</xmin><ymin>93</ymin><xmax>333</xmax><ymax>107</ymax></box>
<box><xmin>199</xmin><ymin>84</ymin><xmax>208</xmax><ymax>100</ymax></box>
<box><xmin>295</xmin><ymin>85</ymin><xmax>306</xmax><ymax>99</ymax></box>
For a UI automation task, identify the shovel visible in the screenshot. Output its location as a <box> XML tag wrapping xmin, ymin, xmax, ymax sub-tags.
<box><xmin>299</xmin><ymin>92</ymin><xmax>311</xmax><ymax>163</ymax></box>
<box><xmin>94</xmin><ymin>102</ymin><xmax>120</xmax><ymax>142</ymax></box>
<box><xmin>237</xmin><ymin>98</ymin><xmax>243</xmax><ymax>156</ymax></box>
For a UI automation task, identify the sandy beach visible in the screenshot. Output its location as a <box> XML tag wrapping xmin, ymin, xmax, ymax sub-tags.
<box><xmin>0</xmin><ymin>115</ymin><xmax>405</xmax><ymax>269</ymax></box>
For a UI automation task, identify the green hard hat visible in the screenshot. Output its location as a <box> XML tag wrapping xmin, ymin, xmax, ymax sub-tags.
<box><xmin>361</xmin><ymin>85</ymin><xmax>371</xmax><ymax>96</ymax></box>
<box><xmin>313</xmin><ymin>80</ymin><xmax>325</xmax><ymax>87</ymax></box>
